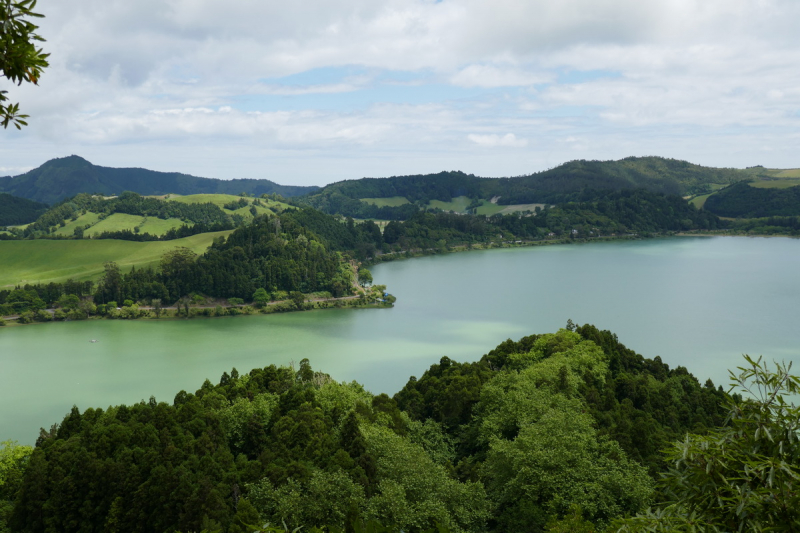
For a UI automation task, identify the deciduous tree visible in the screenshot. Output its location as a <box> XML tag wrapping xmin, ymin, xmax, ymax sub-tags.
<box><xmin>1</xmin><ymin>0</ymin><xmax>49</xmax><ymax>129</ymax></box>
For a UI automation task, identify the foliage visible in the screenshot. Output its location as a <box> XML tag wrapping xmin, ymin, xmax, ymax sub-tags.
<box><xmin>302</xmin><ymin>157</ymin><xmax>749</xmax><ymax>215</ymax></box>
<box><xmin>726</xmin><ymin>215</ymin><xmax>800</xmax><ymax>236</ymax></box>
<box><xmin>703</xmin><ymin>181</ymin><xmax>800</xmax><ymax>218</ymax></box>
<box><xmin>4</xmin><ymin>327</ymin><xmax>779</xmax><ymax>532</ymax></box>
<box><xmin>617</xmin><ymin>355</ymin><xmax>800</xmax><ymax>532</ymax></box>
<box><xmin>0</xmin><ymin>193</ymin><xmax>48</xmax><ymax>225</ymax></box>
<box><xmin>0</xmin><ymin>440</ymin><xmax>32</xmax><ymax>532</ymax></box>
<box><xmin>22</xmin><ymin>191</ymin><xmax>234</xmax><ymax>239</ymax></box>
<box><xmin>358</xmin><ymin>268</ymin><xmax>373</xmax><ymax>287</ymax></box>
<box><xmin>0</xmin><ymin>0</ymin><xmax>49</xmax><ymax>129</ymax></box>
<box><xmin>474</xmin><ymin>332</ymin><xmax>654</xmax><ymax>530</ymax></box>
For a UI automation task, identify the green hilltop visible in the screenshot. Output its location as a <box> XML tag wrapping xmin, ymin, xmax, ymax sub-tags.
<box><xmin>0</xmin><ymin>155</ymin><xmax>318</xmax><ymax>205</ymax></box>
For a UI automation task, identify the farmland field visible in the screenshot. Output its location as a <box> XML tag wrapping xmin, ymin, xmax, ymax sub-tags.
<box><xmin>690</xmin><ymin>193</ymin><xmax>713</xmax><ymax>209</ymax></box>
<box><xmin>428</xmin><ymin>196</ymin><xmax>471</xmax><ymax>213</ymax></box>
<box><xmin>170</xmin><ymin>194</ymin><xmax>290</xmax><ymax>212</ymax></box>
<box><xmin>54</xmin><ymin>212</ymin><xmax>102</xmax><ymax>236</ymax></box>
<box><xmin>138</xmin><ymin>217</ymin><xmax>188</xmax><ymax>235</ymax></box>
<box><xmin>773</xmin><ymin>168</ymin><xmax>800</xmax><ymax>178</ymax></box>
<box><xmin>0</xmin><ymin>231</ymin><xmax>232</xmax><ymax>288</ymax></box>
<box><xmin>474</xmin><ymin>202</ymin><xmax>503</xmax><ymax>216</ymax></box>
<box><xmin>85</xmin><ymin>213</ymin><xmax>147</xmax><ymax>237</ymax></box>
<box><xmin>749</xmin><ymin>179</ymin><xmax>800</xmax><ymax>189</ymax></box>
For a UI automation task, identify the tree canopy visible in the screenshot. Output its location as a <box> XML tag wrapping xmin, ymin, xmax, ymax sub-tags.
<box><xmin>0</xmin><ymin>0</ymin><xmax>49</xmax><ymax>129</ymax></box>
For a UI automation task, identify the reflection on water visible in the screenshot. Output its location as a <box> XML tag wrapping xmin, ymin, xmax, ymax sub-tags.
<box><xmin>1</xmin><ymin>236</ymin><xmax>799</xmax><ymax>443</ymax></box>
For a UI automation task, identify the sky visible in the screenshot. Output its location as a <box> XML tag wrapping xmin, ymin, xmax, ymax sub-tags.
<box><xmin>2</xmin><ymin>0</ymin><xmax>799</xmax><ymax>187</ymax></box>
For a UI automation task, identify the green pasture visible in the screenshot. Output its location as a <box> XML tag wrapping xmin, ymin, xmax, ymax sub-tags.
<box><xmin>138</xmin><ymin>217</ymin><xmax>187</xmax><ymax>235</ymax></box>
<box><xmin>471</xmin><ymin>201</ymin><xmax>547</xmax><ymax>216</ymax></box>
<box><xmin>170</xmin><ymin>193</ymin><xmax>290</xmax><ymax>212</ymax></box>
<box><xmin>749</xmin><ymin>179</ymin><xmax>800</xmax><ymax>189</ymax></box>
<box><xmin>85</xmin><ymin>213</ymin><xmax>147</xmax><ymax>237</ymax></box>
<box><xmin>170</xmin><ymin>193</ymin><xmax>244</xmax><ymax>208</ymax></box>
<box><xmin>361</xmin><ymin>196</ymin><xmax>410</xmax><ymax>207</ymax></box>
<box><xmin>772</xmin><ymin>168</ymin><xmax>800</xmax><ymax>178</ymax></box>
<box><xmin>54</xmin><ymin>212</ymin><xmax>102</xmax><ymax>236</ymax></box>
<box><xmin>428</xmin><ymin>196</ymin><xmax>471</xmax><ymax>213</ymax></box>
<box><xmin>690</xmin><ymin>193</ymin><xmax>713</xmax><ymax>209</ymax></box>
<box><xmin>0</xmin><ymin>231</ymin><xmax>231</xmax><ymax>288</ymax></box>
<box><xmin>474</xmin><ymin>202</ymin><xmax>504</xmax><ymax>216</ymax></box>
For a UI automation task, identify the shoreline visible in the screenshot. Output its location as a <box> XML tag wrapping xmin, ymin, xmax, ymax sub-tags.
<box><xmin>0</xmin><ymin>292</ymin><xmax>393</xmax><ymax>328</ymax></box>
<box><xmin>4</xmin><ymin>231</ymin><xmax>798</xmax><ymax>328</ymax></box>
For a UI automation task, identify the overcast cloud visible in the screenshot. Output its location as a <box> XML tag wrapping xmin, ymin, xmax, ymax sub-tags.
<box><xmin>2</xmin><ymin>0</ymin><xmax>798</xmax><ymax>185</ymax></box>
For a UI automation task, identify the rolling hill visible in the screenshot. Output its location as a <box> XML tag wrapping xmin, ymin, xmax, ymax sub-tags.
<box><xmin>0</xmin><ymin>155</ymin><xmax>318</xmax><ymax>205</ymax></box>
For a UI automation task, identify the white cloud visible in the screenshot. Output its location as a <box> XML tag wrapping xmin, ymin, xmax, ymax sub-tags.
<box><xmin>450</xmin><ymin>65</ymin><xmax>552</xmax><ymax>88</ymax></box>
<box><xmin>2</xmin><ymin>0</ymin><xmax>800</xmax><ymax>184</ymax></box>
<box><xmin>468</xmin><ymin>133</ymin><xmax>528</xmax><ymax>148</ymax></box>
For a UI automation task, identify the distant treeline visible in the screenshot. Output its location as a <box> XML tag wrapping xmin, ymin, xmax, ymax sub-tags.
<box><xmin>300</xmin><ymin>189</ymin><xmax>722</xmax><ymax>260</ymax></box>
<box><xmin>726</xmin><ymin>215</ymin><xmax>800</xmax><ymax>236</ymax></box>
<box><xmin>91</xmin><ymin>221</ymin><xmax>234</xmax><ymax>242</ymax></box>
<box><xmin>303</xmin><ymin>157</ymin><xmax>750</xmax><ymax>213</ymax></box>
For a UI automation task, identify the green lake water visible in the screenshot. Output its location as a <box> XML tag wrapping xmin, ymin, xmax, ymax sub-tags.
<box><xmin>2</xmin><ymin>236</ymin><xmax>799</xmax><ymax>444</ymax></box>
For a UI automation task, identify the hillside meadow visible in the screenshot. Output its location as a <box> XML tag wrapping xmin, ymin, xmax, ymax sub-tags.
<box><xmin>0</xmin><ymin>231</ymin><xmax>231</xmax><ymax>288</ymax></box>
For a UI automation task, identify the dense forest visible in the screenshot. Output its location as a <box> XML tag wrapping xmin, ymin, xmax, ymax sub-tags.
<box><xmin>0</xmin><ymin>193</ymin><xmax>48</xmax><ymax>225</ymax></box>
<box><xmin>304</xmin><ymin>157</ymin><xmax>750</xmax><ymax>213</ymax></box>
<box><xmin>0</xmin><ymin>156</ymin><xmax>317</xmax><ymax>205</ymax></box>
<box><xmin>703</xmin><ymin>181</ymin><xmax>800</xmax><ymax>217</ymax></box>
<box><xmin>2</xmin><ymin>325</ymin><xmax>795</xmax><ymax>532</ymax></box>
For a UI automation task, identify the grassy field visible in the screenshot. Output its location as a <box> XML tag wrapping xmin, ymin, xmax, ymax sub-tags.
<box><xmin>0</xmin><ymin>231</ymin><xmax>231</xmax><ymax>288</ymax></box>
<box><xmin>138</xmin><ymin>217</ymin><xmax>187</xmax><ymax>235</ymax></box>
<box><xmin>690</xmin><ymin>193</ymin><xmax>713</xmax><ymax>209</ymax></box>
<box><xmin>170</xmin><ymin>193</ymin><xmax>245</xmax><ymax>208</ymax></box>
<box><xmin>474</xmin><ymin>201</ymin><xmax>504</xmax><ymax>216</ymax></box>
<box><xmin>85</xmin><ymin>213</ymin><xmax>147</xmax><ymax>237</ymax></box>
<box><xmin>170</xmin><ymin>194</ymin><xmax>290</xmax><ymax>212</ymax></box>
<box><xmin>428</xmin><ymin>196</ymin><xmax>472</xmax><ymax>213</ymax></box>
<box><xmin>472</xmin><ymin>201</ymin><xmax>547</xmax><ymax>216</ymax></box>
<box><xmin>749</xmin><ymin>179</ymin><xmax>800</xmax><ymax>189</ymax></box>
<box><xmin>54</xmin><ymin>212</ymin><xmax>102</xmax><ymax>236</ymax></box>
<box><xmin>361</xmin><ymin>196</ymin><xmax>410</xmax><ymax>207</ymax></box>
<box><xmin>771</xmin><ymin>169</ymin><xmax>800</xmax><ymax>178</ymax></box>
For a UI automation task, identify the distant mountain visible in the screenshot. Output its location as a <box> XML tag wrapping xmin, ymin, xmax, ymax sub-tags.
<box><xmin>0</xmin><ymin>193</ymin><xmax>49</xmax><ymax>225</ymax></box>
<box><xmin>301</xmin><ymin>157</ymin><xmax>752</xmax><ymax>219</ymax></box>
<box><xmin>0</xmin><ymin>156</ymin><xmax>319</xmax><ymax>205</ymax></box>
<box><xmin>317</xmin><ymin>157</ymin><xmax>749</xmax><ymax>205</ymax></box>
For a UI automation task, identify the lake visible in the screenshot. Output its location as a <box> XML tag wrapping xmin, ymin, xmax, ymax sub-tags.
<box><xmin>2</xmin><ymin>236</ymin><xmax>799</xmax><ymax>444</ymax></box>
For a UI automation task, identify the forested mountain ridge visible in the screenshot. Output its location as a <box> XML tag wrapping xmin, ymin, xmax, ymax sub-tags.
<box><xmin>303</xmin><ymin>157</ymin><xmax>751</xmax><ymax>212</ymax></box>
<box><xmin>0</xmin><ymin>326</ymin><xmax>731</xmax><ymax>532</ymax></box>
<box><xmin>0</xmin><ymin>156</ymin><xmax>318</xmax><ymax>205</ymax></box>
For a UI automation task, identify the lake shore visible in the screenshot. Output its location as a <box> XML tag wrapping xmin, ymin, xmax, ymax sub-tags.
<box><xmin>0</xmin><ymin>291</ymin><xmax>393</xmax><ymax>327</ymax></box>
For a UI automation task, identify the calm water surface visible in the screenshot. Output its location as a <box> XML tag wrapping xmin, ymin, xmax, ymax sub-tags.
<box><xmin>1</xmin><ymin>236</ymin><xmax>799</xmax><ymax>443</ymax></box>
